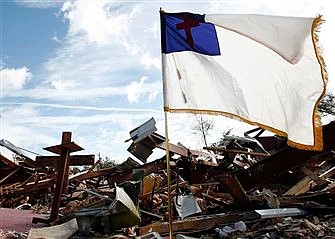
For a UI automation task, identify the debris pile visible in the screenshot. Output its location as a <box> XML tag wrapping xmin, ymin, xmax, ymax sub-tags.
<box><xmin>1</xmin><ymin>119</ymin><xmax>335</xmax><ymax>238</ymax></box>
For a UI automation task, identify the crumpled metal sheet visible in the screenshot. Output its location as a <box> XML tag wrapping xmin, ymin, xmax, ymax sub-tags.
<box><xmin>174</xmin><ymin>194</ymin><xmax>202</xmax><ymax>220</ymax></box>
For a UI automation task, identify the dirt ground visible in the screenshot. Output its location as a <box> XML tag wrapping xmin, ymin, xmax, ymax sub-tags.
<box><xmin>0</xmin><ymin>208</ymin><xmax>45</xmax><ymax>233</ymax></box>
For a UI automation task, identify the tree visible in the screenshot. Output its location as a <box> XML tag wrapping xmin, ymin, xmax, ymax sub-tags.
<box><xmin>192</xmin><ymin>114</ymin><xmax>214</xmax><ymax>147</ymax></box>
<box><xmin>318</xmin><ymin>92</ymin><xmax>335</xmax><ymax>117</ymax></box>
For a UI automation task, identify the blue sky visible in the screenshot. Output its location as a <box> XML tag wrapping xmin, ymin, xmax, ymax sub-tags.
<box><xmin>1</xmin><ymin>0</ymin><xmax>334</xmax><ymax>162</ymax></box>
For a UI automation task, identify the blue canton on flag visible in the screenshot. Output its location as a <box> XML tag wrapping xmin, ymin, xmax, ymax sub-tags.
<box><xmin>160</xmin><ymin>12</ymin><xmax>220</xmax><ymax>56</ymax></box>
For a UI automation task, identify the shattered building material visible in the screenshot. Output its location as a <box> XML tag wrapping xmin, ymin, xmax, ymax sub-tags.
<box><xmin>237</xmin><ymin>120</ymin><xmax>335</xmax><ymax>190</ymax></box>
<box><xmin>139</xmin><ymin>211</ymin><xmax>260</xmax><ymax>235</ymax></box>
<box><xmin>107</xmin><ymin>157</ymin><xmax>166</xmax><ymax>186</ymax></box>
<box><xmin>285</xmin><ymin>165</ymin><xmax>335</xmax><ymax>196</ymax></box>
<box><xmin>27</xmin><ymin>218</ymin><xmax>78</xmax><ymax>239</ymax></box>
<box><xmin>126</xmin><ymin>118</ymin><xmax>158</xmax><ymax>162</ymax></box>
<box><xmin>126</xmin><ymin>117</ymin><xmax>157</xmax><ymax>144</ymax></box>
<box><xmin>255</xmin><ymin>208</ymin><xmax>309</xmax><ymax>219</ymax></box>
<box><xmin>1</xmin><ymin>119</ymin><xmax>335</xmax><ymax>238</ymax></box>
<box><xmin>174</xmin><ymin>193</ymin><xmax>202</xmax><ymax>219</ymax></box>
<box><xmin>73</xmin><ymin>184</ymin><xmax>141</xmax><ymax>234</ymax></box>
<box><xmin>69</xmin><ymin>157</ymin><xmax>140</xmax><ymax>184</ymax></box>
<box><xmin>108</xmin><ymin>185</ymin><xmax>141</xmax><ymax>229</ymax></box>
<box><xmin>216</xmin><ymin>175</ymin><xmax>253</xmax><ymax>209</ymax></box>
<box><xmin>35</xmin><ymin>155</ymin><xmax>95</xmax><ymax>167</ymax></box>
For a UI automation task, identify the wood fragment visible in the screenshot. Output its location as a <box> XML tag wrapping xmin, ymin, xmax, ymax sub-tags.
<box><xmin>303</xmin><ymin>219</ymin><xmax>325</xmax><ymax>237</ymax></box>
<box><xmin>27</xmin><ymin>218</ymin><xmax>78</xmax><ymax>239</ymax></box>
<box><xmin>285</xmin><ymin>166</ymin><xmax>335</xmax><ymax>196</ymax></box>
<box><xmin>139</xmin><ymin>211</ymin><xmax>259</xmax><ymax>235</ymax></box>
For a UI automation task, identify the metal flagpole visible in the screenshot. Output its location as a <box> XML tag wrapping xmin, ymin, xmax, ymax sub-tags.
<box><xmin>160</xmin><ymin>8</ymin><xmax>173</xmax><ymax>237</ymax></box>
<box><xmin>164</xmin><ymin>111</ymin><xmax>173</xmax><ymax>238</ymax></box>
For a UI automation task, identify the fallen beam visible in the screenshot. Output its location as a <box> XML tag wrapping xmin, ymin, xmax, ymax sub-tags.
<box><xmin>35</xmin><ymin>155</ymin><xmax>95</xmax><ymax>167</ymax></box>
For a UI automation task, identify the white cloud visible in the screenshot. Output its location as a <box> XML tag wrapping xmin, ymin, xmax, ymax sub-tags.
<box><xmin>2</xmin><ymin>104</ymin><xmax>39</xmax><ymax>118</ymax></box>
<box><xmin>126</xmin><ymin>76</ymin><xmax>147</xmax><ymax>103</ymax></box>
<box><xmin>141</xmin><ymin>51</ymin><xmax>161</xmax><ymax>70</ymax></box>
<box><xmin>2</xmin><ymin>103</ymin><xmax>163</xmax><ymax>129</ymax></box>
<box><xmin>4</xmin><ymin>102</ymin><xmax>161</xmax><ymax>113</ymax></box>
<box><xmin>0</xmin><ymin>102</ymin><xmax>165</xmax><ymax>162</ymax></box>
<box><xmin>6</xmin><ymin>85</ymin><xmax>124</xmax><ymax>100</ymax></box>
<box><xmin>5</xmin><ymin>80</ymin><xmax>162</xmax><ymax>102</ymax></box>
<box><xmin>1</xmin><ymin>67</ymin><xmax>32</xmax><ymax>94</ymax></box>
<box><xmin>51</xmin><ymin>79</ymin><xmax>78</xmax><ymax>91</ymax></box>
<box><xmin>125</xmin><ymin>77</ymin><xmax>162</xmax><ymax>104</ymax></box>
<box><xmin>62</xmin><ymin>1</ymin><xmax>141</xmax><ymax>45</ymax></box>
<box><xmin>15</xmin><ymin>0</ymin><xmax>65</xmax><ymax>8</ymax></box>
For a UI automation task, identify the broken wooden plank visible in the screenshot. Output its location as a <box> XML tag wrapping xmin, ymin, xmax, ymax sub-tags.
<box><xmin>301</xmin><ymin>166</ymin><xmax>325</xmax><ymax>185</ymax></box>
<box><xmin>0</xmin><ymin>167</ymin><xmax>21</xmax><ymax>185</ymax></box>
<box><xmin>0</xmin><ymin>176</ymin><xmax>56</xmax><ymax>198</ymax></box>
<box><xmin>70</xmin><ymin>157</ymin><xmax>140</xmax><ymax>183</ymax></box>
<box><xmin>237</xmin><ymin>121</ymin><xmax>335</xmax><ymax>190</ymax></box>
<box><xmin>139</xmin><ymin>211</ymin><xmax>259</xmax><ymax>235</ymax></box>
<box><xmin>35</xmin><ymin>155</ymin><xmax>94</xmax><ymax>167</ymax></box>
<box><xmin>0</xmin><ymin>154</ymin><xmax>17</xmax><ymax>168</ymax></box>
<box><xmin>303</xmin><ymin>219</ymin><xmax>325</xmax><ymax>237</ymax></box>
<box><xmin>284</xmin><ymin>166</ymin><xmax>335</xmax><ymax>196</ymax></box>
<box><xmin>202</xmin><ymin>193</ymin><xmax>232</xmax><ymax>205</ymax></box>
<box><xmin>107</xmin><ymin>158</ymin><xmax>166</xmax><ymax>186</ymax></box>
<box><xmin>216</xmin><ymin>175</ymin><xmax>252</xmax><ymax>209</ymax></box>
<box><xmin>28</xmin><ymin>218</ymin><xmax>78</xmax><ymax>239</ymax></box>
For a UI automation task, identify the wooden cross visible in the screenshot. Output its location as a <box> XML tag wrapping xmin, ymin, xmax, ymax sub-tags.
<box><xmin>33</xmin><ymin>132</ymin><xmax>83</xmax><ymax>225</ymax></box>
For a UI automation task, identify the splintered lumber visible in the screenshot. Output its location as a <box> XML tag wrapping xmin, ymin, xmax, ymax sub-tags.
<box><xmin>27</xmin><ymin>218</ymin><xmax>78</xmax><ymax>239</ymax></box>
<box><xmin>0</xmin><ymin>176</ymin><xmax>56</xmax><ymax>198</ymax></box>
<box><xmin>107</xmin><ymin>158</ymin><xmax>166</xmax><ymax>186</ymax></box>
<box><xmin>216</xmin><ymin>175</ymin><xmax>252</xmax><ymax>208</ymax></box>
<box><xmin>0</xmin><ymin>154</ymin><xmax>17</xmax><ymax>168</ymax></box>
<box><xmin>139</xmin><ymin>211</ymin><xmax>260</xmax><ymax>235</ymax></box>
<box><xmin>35</xmin><ymin>155</ymin><xmax>94</xmax><ymax>167</ymax></box>
<box><xmin>202</xmin><ymin>193</ymin><xmax>232</xmax><ymax>205</ymax></box>
<box><xmin>0</xmin><ymin>167</ymin><xmax>21</xmax><ymax>185</ymax></box>
<box><xmin>237</xmin><ymin>121</ymin><xmax>335</xmax><ymax>190</ymax></box>
<box><xmin>204</xmin><ymin>147</ymin><xmax>270</xmax><ymax>157</ymax></box>
<box><xmin>284</xmin><ymin>166</ymin><xmax>335</xmax><ymax>196</ymax></box>
<box><xmin>70</xmin><ymin>157</ymin><xmax>141</xmax><ymax>183</ymax></box>
<box><xmin>303</xmin><ymin>219</ymin><xmax>325</xmax><ymax>237</ymax></box>
<box><xmin>301</xmin><ymin>166</ymin><xmax>325</xmax><ymax>185</ymax></box>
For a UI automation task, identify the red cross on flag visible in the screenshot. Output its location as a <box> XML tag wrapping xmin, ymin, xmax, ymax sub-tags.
<box><xmin>160</xmin><ymin>11</ymin><xmax>327</xmax><ymax>151</ymax></box>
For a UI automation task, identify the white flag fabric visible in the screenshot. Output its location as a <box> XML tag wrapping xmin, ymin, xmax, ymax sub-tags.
<box><xmin>160</xmin><ymin>12</ymin><xmax>327</xmax><ymax>151</ymax></box>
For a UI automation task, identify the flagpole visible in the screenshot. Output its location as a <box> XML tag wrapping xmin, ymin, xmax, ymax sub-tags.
<box><xmin>160</xmin><ymin>8</ymin><xmax>173</xmax><ymax>237</ymax></box>
<box><xmin>164</xmin><ymin>111</ymin><xmax>173</xmax><ymax>238</ymax></box>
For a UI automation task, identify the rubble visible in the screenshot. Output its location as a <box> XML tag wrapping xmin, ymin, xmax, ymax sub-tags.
<box><xmin>1</xmin><ymin>120</ymin><xmax>335</xmax><ymax>238</ymax></box>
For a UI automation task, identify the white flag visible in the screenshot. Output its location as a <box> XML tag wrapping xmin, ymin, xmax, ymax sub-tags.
<box><xmin>160</xmin><ymin>12</ymin><xmax>327</xmax><ymax>151</ymax></box>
